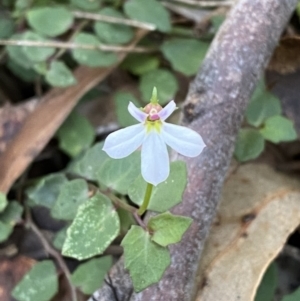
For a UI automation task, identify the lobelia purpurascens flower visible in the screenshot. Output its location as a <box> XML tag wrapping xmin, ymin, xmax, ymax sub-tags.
<box><xmin>103</xmin><ymin>88</ymin><xmax>206</xmax><ymax>186</ymax></box>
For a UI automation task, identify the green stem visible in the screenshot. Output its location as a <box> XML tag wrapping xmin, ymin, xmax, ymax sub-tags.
<box><xmin>137</xmin><ymin>182</ymin><xmax>153</xmax><ymax>215</ymax></box>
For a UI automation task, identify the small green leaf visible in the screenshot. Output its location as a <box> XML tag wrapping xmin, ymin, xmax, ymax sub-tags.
<box><xmin>22</xmin><ymin>31</ymin><xmax>56</xmax><ymax>62</ymax></box>
<box><xmin>7</xmin><ymin>59</ymin><xmax>37</xmax><ymax>82</ymax></box>
<box><xmin>6</xmin><ymin>34</ymin><xmax>33</xmax><ymax>69</ymax></box>
<box><xmin>148</xmin><ymin>212</ymin><xmax>192</xmax><ymax>247</ymax></box>
<box><xmin>246</xmin><ymin>80</ymin><xmax>282</xmax><ymax>127</ymax></box>
<box><xmin>53</xmin><ymin>227</ymin><xmax>68</xmax><ymax>250</ymax></box>
<box><xmin>161</xmin><ymin>38</ymin><xmax>209</xmax><ymax>76</ymax></box>
<box><xmin>0</xmin><ymin>201</ymin><xmax>23</xmax><ymax>224</ymax></box>
<box><xmin>255</xmin><ymin>262</ymin><xmax>277</xmax><ymax>301</ymax></box>
<box><xmin>62</xmin><ymin>193</ymin><xmax>120</xmax><ymax>260</ymax></box>
<box><xmin>56</xmin><ymin>111</ymin><xmax>95</xmax><ymax>157</ymax></box>
<box><xmin>51</xmin><ymin>179</ymin><xmax>89</xmax><ymax>220</ymax></box>
<box><xmin>124</xmin><ymin>0</ymin><xmax>171</xmax><ymax>32</ymax></box>
<box><xmin>26</xmin><ymin>174</ymin><xmax>68</xmax><ymax>208</ymax></box>
<box><xmin>121</xmin><ymin>54</ymin><xmax>159</xmax><ymax>75</ymax></box>
<box><xmin>68</xmin><ymin>142</ymin><xmax>110</xmax><ymax>181</ymax></box>
<box><xmin>118</xmin><ymin>207</ymin><xmax>136</xmax><ymax>234</ymax></box>
<box><xmin>282</xmin><ymin>287</ymin><xmax>300</xmax><ymax>301</ymax></box>
<box><xmin>71</xmin><ymin>256</ymin><xmax>113</xmax><ymax>294</ymax></box>
<box><xmin>139</xmin><ymin>69</ymin><xmax>178</xmax><ymax>104</ymax></box>
<box><xmin>114</xmin><ymin>92</ymin><xmax>140</xmax><ymax>127</ymax></box>
<box><xmin>0</xmin><ymin>193</ymin><xmax>8</xmax><ymax>212</ymax></box>
<box><xmin>128</xmin><ymin>161</ymin><xmax>187</xmax><ymax>212</ymax></box>
<box><xmin>0</xmin><ymin>220</ymin><xmax>13</xmax><ymax>242</ymax></box>
<box><xmin>234</xmin><ymin>129</ymin><xmax>265</xmax><ymax>162</ymax></box>
<box><xmin>26</xmin><ymin>7</ymin><xmax>73</xmax><ymax>37</ymax></box>
<box><xmin>259</xmin><ymin>115</ymin><xmax>297</xmax><ymax>143</ymax></box>
<box><xmin>0</xmin><ymin>15</ymin><xmax>14</xmax><ymax>39</ymax></box>
<box><xmin>94</xmin><ymin>8</ymin><xmax>134</xmax><ymax>45</ymax></box>
<box><xmin>45</xmin><ymin>61</ymin><xmax>77</xmax><ymax>87</ymax></box>
<box><xmin>122</xmin><ymin>225</ymin><xmax>171</xmax><ymax>292</ymax></box>
<box><xmin>72</xmin><ymin>33</ymin><xmax>117</xmax><ymax>67</ymax></box>
<box><xmin>71</xmin><ymin>0</ymin><xmax>102</xmax><ymax>10</ymax></box>
<box><xmin>97</xmin><ymin>152</ymin><xmax>140</xmax><ymax>194</ymax></box>
<box><xmin>12</xmin><ymin>260</ymin><xmax>58</xmax><ymax>301</ymax></box>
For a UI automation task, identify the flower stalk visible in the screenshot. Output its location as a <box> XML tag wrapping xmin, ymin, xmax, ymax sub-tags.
<box><xmin>137</xmin><ymin>182</ymin><xmax>153</xmax><ymax>215</ymax></box>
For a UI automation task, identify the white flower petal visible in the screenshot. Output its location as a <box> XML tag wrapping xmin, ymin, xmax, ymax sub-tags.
<box><xmin>128</xmin><ymin>102</ymin><xmax>148</xmax><ymax>122</ymax></box>
<box><xmin>103</xmin><ymin>124</ymin><xmax>145</xmax><ymax>159</ymax></box>
<box><xmin>161</xmin><ymin>123</ymin><xmax>206</xmax><ymax>157</ymax></box>
<box><xmin>158</xmin><ymin>100</ymin><xmax>176</xmax><ymax>121</ymax></box>
<box><xmin>141</xmin><ymin>131</ymin><xmax>169</xmax><ymax>186</ymax></box>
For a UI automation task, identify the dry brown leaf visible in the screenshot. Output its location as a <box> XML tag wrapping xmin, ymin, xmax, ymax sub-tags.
<box><xmin>196</xmin><ymin>163</ymin><xmax>300</xmax><ymax>301</ymax></box>
<box><xmin>0</xmin><ymin>29</ymin><xmax>146</xmax><ymax>194</ymax></box>
<box><xmin>268</xmin><ymin>36</ymin><xmax>300</xmax><ymax>74</ymax></box>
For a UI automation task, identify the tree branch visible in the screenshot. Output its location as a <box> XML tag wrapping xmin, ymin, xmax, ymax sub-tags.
<box><xmin>90</xmin><ymin>0</ymin><xmax>297</xmax><ymax>301</ymax></box>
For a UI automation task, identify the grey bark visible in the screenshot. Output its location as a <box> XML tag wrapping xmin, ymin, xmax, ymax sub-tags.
<box><xmin>90</xmin><ymin>0</ymin><xmax>297</xmax><ymax>301</ymax></box>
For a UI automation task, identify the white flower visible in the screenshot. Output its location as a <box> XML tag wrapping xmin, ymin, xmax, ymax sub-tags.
<box><xmin>102</xmin><ymin>100</ymin><xmax>206</xmax><ymax>186</ymax></box>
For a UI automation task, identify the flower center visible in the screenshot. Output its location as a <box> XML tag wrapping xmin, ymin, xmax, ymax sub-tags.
<box><xmin>144</xmin><ymin>103</ymin><xmax>162</xmax><ymax>121</ymax></box>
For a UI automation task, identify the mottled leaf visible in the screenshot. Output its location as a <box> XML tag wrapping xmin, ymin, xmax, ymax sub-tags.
<box><xmin>45</xmin><ymin>61</ymin><xmax>77</xmax><ymax>87</ymax></box>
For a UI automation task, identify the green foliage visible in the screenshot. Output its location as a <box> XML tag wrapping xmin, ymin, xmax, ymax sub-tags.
<box><xmin>12</xmin><ymin>260</ymin><xmax>58</xmax><ymax>301</ymax></box>
<box><xmin>128</xmin><ymin>161</ymin><xmax>187</xmax><ymax>212</ymax></box>
<box><xmin>26</xmin><ymin>173</ymin><xmax>68</xmax><ymax>208</ymax></box>
<box><xmin>148</xmin><ymin>212</ymin><xmax>192</xmax><ymax>247</ymax></box>
<box><xmin>22</xmin><ymin>31</ymin><xmax>56</xmax><ymax>62</ymax></box>
<box><xmin>259</xmin><ymin>115</ymin><xmax>297</xmax><ymax>143</ymax></box>
<box><xmin>0</xmin><ymin>221</ymin><xmax>13</xmax><ymax>243</ymax></box>
<box><xmin>51</xmin><ymin>179</ymin><xmax>89</xmax><ymax>220</ymax></box>
<box><xmin>97</xmin><ymin>152</ymin><xmax>141</xmax><ymax>194</ymax></box>
<box><xmin>72</xmin><ymin>33</ymin><xmax>117</xmax><ymax>67</ymax></box>
<box><xmin>255</xmin><ymin>262</ymin><xmax>278</xmax><ymax>301</ymax></box>
<box><xmin>68</xmin><ymin>142</ymin><xmax>110</xmax><ymax>181</ymax></box>
<box><xmin>121</xmin><ymin>54</ymin><xmax>159</xmax><ymax>75</ymax></box>
<box><xmin>234</xmin><ymin>129</ymin><xmax>265</xmax><ymax>162</ymax></box>
<box><xmin>71</xmin><ymin>0</ymin><xmax>102</xmax><ymax>10</ymax></box>
<box><xmin>282</xmin><ymin>287</ymin><xmax>300</xmax><ymax>301</ymax></box>
<box><xmin>114</xmin><ymin>92</ymin><xmax>140</xmax><ymax>127</ymax></box>
<box><xmin>62</xmin><ymin>193</ymin><xmax>120</xmax><ymax>260</ymax></box>
<box><xmin>122</xmin><ymin>225</ymin><xmax>171</xmax><ymax>292</ymax></box>
<box><xmin>71</xmin><ymin>256</ymin><xmax>113</xmax><ymax>294</ymax></box>
<box><xmin>161</xmin><ymin>38</ymin><xmax>209</xmax><ymax>76</ymax></box>
<box><xmin>26</xmin><ymin>7</ymin><xmax>73</xmax><ymax>37</ymax></box>
<box><xmin>0</xmin><ymin>15</ymin><xmax>14</xmax><ymax>38</ymax></box>
<box><xmin>56</xmin><ymin>111</ymin><xmax>95</xmax><ymax>157</ymax></box>
<box><xmin>94</xmin><ymin>8</ymin><xmax>134</xmax><ymax>45</ymax></box>
<box><xmin>117</xmin><ymin>207</ymin><xmax>136</xmax><ymax>233</ymax></box>
<box><xmin>53</xmin><ymin>227</ymin><xmax>68</xmax><ymax>250</ymax></box>
<box><xmin>124</xmin><ymin>0</ymin><xmax>171</xmax><ymax>32</ymax></box>
<box><xmin>0</xmin><ymin>193</ymin><xmax>8</xmax><ymax>212</ymax></box>
<box><xmin>139</xmin><ymin>69</ymin><xmax>178</xmax><ymax>104</ymax></box>
<box><xmin>246</xmin><ymin>80</ymin><xmax>281</xmax><ymax>127</ymax></box>
<box><xmin>45</xmin><ymin>61</ymin><xmax>77</xmax><ymax>87</ymax></box>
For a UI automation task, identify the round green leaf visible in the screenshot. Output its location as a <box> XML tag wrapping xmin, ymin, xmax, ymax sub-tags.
<box><xmin>0</xmin><ymin>15</ymin><xmax>14</xmax><ymax>39</ymax></box>
<box><xmin>148</xmin><ymin>212</ymin><xmax>192</xmax><ymax>247</ymax></box>
<box><xmin>45</xmin><ymin>61</ymin><xmax>77</xmax><ymax>87</ymax></box>
<box><xmin>121</xmin><ymin>53</ymin><xmax>159</xmax><ymax>75</ymax></box>
<box><xmin>234</xmin><ymin>128</ymin><xmax>265</xmax><ymax>162</ymax></box>
<box><xmin>0</xmin><ymin>193</ymin><xmax>8</xmax><ymax>212</ymax></box>
<box><xmin>124</xmin><ymin>0</ymin><xmax>171</xmax><ymax>32</ymax></box>
<box><xmin>128</xmin><ymin>161</ymin><xmax>187</xmax><ymax>212</ymax></box>
<box><xmin>114</xmin><ymin>92</ymin><xmax>140</xmax><ymax>127</ymax></box>
<box><xmin>0</xmin><ymin>221</ymin><xmax>12</xmax><ymax>242</ymax></box>
<box><xmin>26</xmin><ymin>7</ymin><xmax>73</xmax><ymax>37</ymax></box>
<box><xmin>12</xmin><ymin>260</ymin><xmax>58</xmax><ymax>301</ymax></box>
<box><xmin>71</xmin><ymin>0</ymin><xmax>102</xmax><ymax>10</ymax></box>
<box><xmin>71</xmin><ymin>256</ymin><xmax>113</xmax><ymax>294</ymax></box>
<box><xmin>53</xmin><ymin>226</ymin><xmax>68</xmax><ymax>250</ymax></box>
<box><xmin>121</xmin><ymin>225</ymin><xmax>171</xmax><ymax>292</ymax></box>
<box><xmin>246</xmin><ymin>80</ymin><xmax>282</xmax><ymax>127</ymax></box>
<box><xmin>139</xmin><ymin>69</ymin><xmax>178</xmax><ymax>104</ymax></box>
<box><xmin>94</xmin><ymin>8</ymin><xmax>134</xmax><ymax>45</ymax></box>
<box><xmin>62</xmin><ymin>193</ymin><xmax>120</xmax><ymax>260</ymax></box>
<box><xmin>22</xmin><ymin>31</ymin><xmax>56</xmax><ymax>62</ymax></box>
<box><xmin>6</xmin><ymin>34</ymin><xmax>33</xmax><ymax>69</ymax></box>
<box><xmin>72</xmin><ymin>33</ymin><xmax>117</xmax><ymax>67</ymax></box>
<box><xmin>0</xmin><ymin>201</ymin><xmax>23</xmax><ymax>224</ymax></box>
<box><xmin>259</xmin><ymin>115</ymin><xmax>297</xmax><ymax>143</ymax></box>
<box><xmin>56</xmin><ymin>111</ymin><xmax>95</xmax><ymax>157</ymax></box>
<box><xmin>255</xmin><ymin>262</ymin><xmax>277</xmax><ymax>301</ymax></box>
<box><xmin>161</xmin><ymin>38</ymin><xmax>209</xmax><ymax>76</ymax></box>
